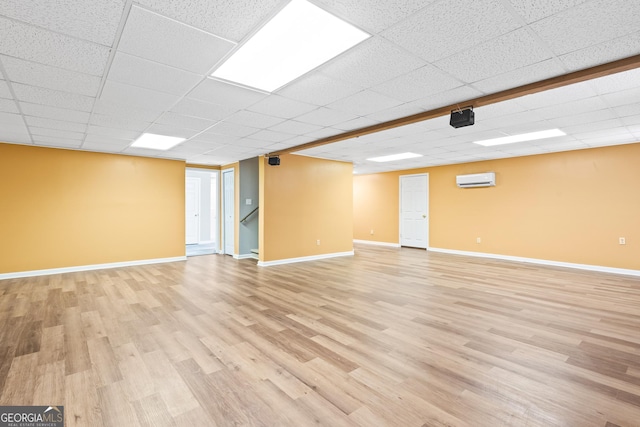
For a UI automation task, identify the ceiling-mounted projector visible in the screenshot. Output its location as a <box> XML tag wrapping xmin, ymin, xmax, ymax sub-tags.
<box><xmin>450</xmin><ymin>107</ymin><xmax>474</xmax><ymax>128</ymax></box>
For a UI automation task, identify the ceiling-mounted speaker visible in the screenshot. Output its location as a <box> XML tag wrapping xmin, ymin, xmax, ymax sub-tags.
<box><xmin>268</xmin><ymin>156</ymin><xmax>280</xmax><ymax>166</ymax></box>
<box><xmin>450</xmin><ymin>107</ymin><xmax>474</xmax><ymax>128</ymax></box>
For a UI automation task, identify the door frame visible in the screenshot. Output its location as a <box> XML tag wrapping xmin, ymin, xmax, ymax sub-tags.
<box><xmin>185</xmin><ymin>176</ymin><xmax>201</xmax><ymax>245</ymax></box>
<box><xmin>222</xmin><ymin>168</ymin><xmax>235</xmax><ymax>256</ymax></box>
<box><xmin>399</xmin><ymin>173</ymin><xmax>429</xmax><ymax>249</ymax></box>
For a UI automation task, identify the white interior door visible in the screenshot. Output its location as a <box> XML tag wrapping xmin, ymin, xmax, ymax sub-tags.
<box><xmin>185</xmin><ymin>177</ymin><xmax>200</xmax><ymax>245</ymax></box>
<box><xmin>223</xmin><ymin>169</ymin><xmax>235</xmax><ymax>255</ymax></box>
<box><xmin>400</xmin><ymin>174</ymin><xmax>429</xmax><ymax>249</ymax></box>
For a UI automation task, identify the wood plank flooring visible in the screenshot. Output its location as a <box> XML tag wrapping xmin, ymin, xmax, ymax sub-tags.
<box><xmin>1</xmin><ymin>245</ymin><xmax>640</xmax><ymax>426</ymax></box>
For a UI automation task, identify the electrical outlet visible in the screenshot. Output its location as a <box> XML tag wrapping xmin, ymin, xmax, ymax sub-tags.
<box><xmin>370</xmin><ymin>229</ymin><xmax>374</xmax><ymax>235</ymax></box>
<box><xmin>316</xmin><ymin>239</ymin><xmax>320</xmax><ymax>246</ymax></box>
<box><xmin>476</xmin><ymin>237</ymin><xmax>481</xmax><ymax>244</ymax></box>
<box><xmin>619</xmin><ymin>237</ymin><xmax>626</xmax><ymax>245</ymax></box>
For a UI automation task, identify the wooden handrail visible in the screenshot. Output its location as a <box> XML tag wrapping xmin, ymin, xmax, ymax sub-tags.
<box><xmin>240</xmin><ymin>206</ymin><xmax>259</xmax><ymax>223</ymax></box>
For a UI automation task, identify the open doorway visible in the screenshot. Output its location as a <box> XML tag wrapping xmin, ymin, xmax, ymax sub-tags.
<box><xmin>185</xmin><ymin>168</ymin><xmax>219</xmax><ymax>257</ymax></box>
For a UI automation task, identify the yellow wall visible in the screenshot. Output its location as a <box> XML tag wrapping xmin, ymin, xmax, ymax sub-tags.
<box><xmin>260</xmin><ymin>154</ymin><xmax>353</xmax><ymax>262</ymax></box>
<box><xmin>354</xmin><ymin>143</ymin><xmax>640</xmax><ymax>270</ymax></box>
<box><xmin>0</xmin><ymin>143</ymin><xmax>185</xmax><ymax>273</ymax></box>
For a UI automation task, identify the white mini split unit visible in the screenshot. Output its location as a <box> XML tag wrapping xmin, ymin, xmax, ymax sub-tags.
<box><xmin>456</xmin><ymin>172</ymin><xmax>496</xmax><ymax>188</ymax></box>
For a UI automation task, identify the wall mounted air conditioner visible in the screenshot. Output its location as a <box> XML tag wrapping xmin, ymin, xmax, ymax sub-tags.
<box><xmin>456</xmin><ymin>172</ymin><xmax>495</xmax><ymax>188</ymax></box>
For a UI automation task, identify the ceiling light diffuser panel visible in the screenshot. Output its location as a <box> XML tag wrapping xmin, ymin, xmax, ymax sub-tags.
<box><xmin>473</xmin><ymin>129</ymin><xmax>566</xmax><ymax>146</ymax></box>
<box><xmin>367</xmin><ymin>152</ymin><xmax>423</xmax><ymax>162</ymax></box>
<box><xmin>131</xmin><ymin>133</ymin><xmax>186</xmax><ymax>150</ymax></box>
<box><xmin>211</xmin><ymin>0</ymin><xmax>370</xmax><ymax>92</ymax></box>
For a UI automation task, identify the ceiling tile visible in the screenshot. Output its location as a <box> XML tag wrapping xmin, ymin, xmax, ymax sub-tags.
<box><xmin>225</xmin><ymin>110</ymin><xmax>285</xmax><ymax>128</ymax></box>
<box><xmin>155</xmin><ymin>112</ymin><xmax>216</xmax><ymax>131</ymax></box>
<box><xmin>333</xmin><ymin>116</ymin><xmax>380</xmax><ymax>131</ymax></box>
<box><xmin>613</xmin><ymin>103</ymin><xmax>640</xmax><ymax>119</ymax></box>
<box><xmin>550</xmin><ymin>110</ymin><xmax>618</xmax><ymax>129</ymax></box>
<box><xmin>0</xmin><ymin>111</ymin><xmax>27</xmax><ymax>128</ymax></box>
<box><xmin>29</xmin><ymin>126</ymin><xmax>84</xmax><ymax>141</ymax></box>
<box><xmin>235</xmin><ymin>138</ymin><xmax>270</xmax><ymax>149</ymax></box>
<box><xmin>278</xmin><ymin>72</ymin><xmax>364</xmax><ymax>106</ymax></box>
<box><xmin>580</xmin><ymin>133</ymin><xmax>636</xmax><ymax>146</ymax></box>
<box><xmin>0</xmin><ymin>131</ymin><xmax>31</xmax><ymax>144</ymax></box>
<box><xmin>295</xmin><ymin>107</ymin><xmax>358</xmax><ymax>127</ymax></box>
<box><xmin>0</xmin><ymin>79</ymin><xmax>11</xmax><ymax>98</ymax></box>
<box><xmin>304</xmin><ymin>127</ymin><xmax>343</xmax><ymax>139</ymax></box>
<box><xmin>248</xmin><ymin>129</ymin><xmax>293</xmax><ymax>143</ymax></box>
<box><xmin>319</xmin><ymin>37</ymin><xmax>426</xmax><ymax>87</ymax></box>
<box><xmin>601</xmin><ymin>87</ymin><xmax>640</xmax><ymax>108</ymax></box>
<box><xmin>33</xmin><ymin>135</ymin><xmax>82</xmax><ymax>148</ymax></box>
<box><xmin>12</xmin><ymin>83</ymin><xmax>94</xmax><ymax>112</ymax></box>
<box><xmin>171</xmin><ymin>98</ymin><xmax>237</xmax><ymax>121</ymax></box>
<box><xmin>435</xmin><ymin>28</ymin><xmax>552</xmax><ymax>83</ymax></box>
<box><xmin>564</xmin><ymin>118</ymin><xmax>625</xmax><ymax>137</ymax></box>
<box><xmin>87</xmin><ymin>125</ymin><xmax>140</xmax><ymax>140</ymax></box>
<box><xmin>20</xmin><ymin>102</ymin><xmax>90</xmax><ymax>123</ymax></box>
<box><xmin>25</xmin><ymin>116</ymin><xmax>88</xmax><ymax>133</ymax></box>
<box><xmin>83</xmin><ymin>134</ymin><xmax>131</xmax><ymax>146</ymax></box>
<box><xmin>373</xmin><ymin>65</ymin><xmax>463</xmax><ymax>102</ymax></box>
<box><xmin>517</xmin><ymin>81</ymin><xmax>598</xmax><ymax>109</ymax></box>
<box><xmin>589</xmin><ymin>68</ymin><xmax>640</xmax><ymax>95</ymax></box>
<box><xmin>189</xmin><ymin>78</ymin><xmax>267</xmax><ymax>110</ymax></box>
<box><xmin>0</xmin><ymin>0</ymin><xmax>126</xmax><ymax>45</ymax></box>
<box><xmin>472</xmin><ymin>59</ymin><xmax>566</xmax><ymax>94</ymax></box>
<box><xmin>382</xmin><ymin>0</ymin><xmax>522</xmax><ymax>62</ymax></box>
<box><xmin>92</xmin><ymin>100</ymin><xmax>162</xmax><ymax>123</ymax></box>
<box><xmin>327</xmin><ymin>90</ymin><xmax>404</xmax><ymax>116</ymax></box>
<box><xmin>0</xmin><ymin>16</ymin><xmax>110</xmax><ymax>75</ymax></box>
<box><xmin>364</xmin><ymin>103</ymin><xmax>425</xmax><ymax>123</ymax></box>
<box><xmin>529</xmin><ymin>0</ymin><xmax>640</xmax><ymax>55</ymax></box>
<box><xmin>269</xmin><ymin>120</ymin><xmax>323</xmax><ymax>135</ymax></box>
<box><xmin>410</xmin><ymin>86</ymin><xmax>484</xmax><ymax>112</ymax></box>
<box><xmin>247</xmin><ymin>95</ymin><xmax>318</xmax><ymax>119</ymax></box>
<box><xmin>533</xmin><ymin>97</ymin><xmax>609</xmax><ymax>119</ymax></box>
<box><xmin>144</xmin><ymin>124</ymin><xmax>199</xmax><ymax>139</ymax></box>
<box><xmin>559</xmin><ymin>31</ymin><xmax>640</xmax><ymax>71</ymax></box>
<box><xmin>118</xmin><ymin>6</ymin><xmax>235</xmax><ymax>74</ymax></box>
<box><xmin>135</xmin><ymin>0</ymin><xmax>282</xmax><ymax>42</ymax></box>
<box><xmin>100</xmin><ymin>80</ymin><xmax>180</xmax><ymax>111</ymax></box>
<box><xmin>81</xmin><ymin>141</ymin><xmax>130</xmax><ymax>152</ymax></box>
<box><xmin>313</xmin><ymin>0</ymin><xmax>433</xmax><ymax>33</ymax></box>
<box><xmin>90</xmin><ymin>113</ymin><xmax>150</xmax><ymax>131</ymax></box>
<box><xmin>107</xmin><ymin>52</ymin><xmax>203</xmax><ymax>96</ymax></box>
<box><xmin>170</xmin><ymin>139</ymin><xmax>225</xmax><ymax>153</ymax></box>
<box><xmin>0</xmin><ymin>56</ymin><xmax>101</xmax><ymax>97</ymax></box>
<box><xmin>507</xmin><ymin>0</ymin><xmax>590</xmax><ymax>23</ymax></box>
<box><xmin>205</xmin><ymin>121</ymin><xmax>259</xmax><ymax>138</ymax></box>
<box><xmin>0</xmin><ymin>98</ymin><xmax>18</xmax><ymax>113</ymax></box>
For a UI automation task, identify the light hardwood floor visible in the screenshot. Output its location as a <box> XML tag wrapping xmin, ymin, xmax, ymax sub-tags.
<box><xmin>1</xmin><ymin>245</ymin><xmax>640</xmax><ymax>426</ymax></box>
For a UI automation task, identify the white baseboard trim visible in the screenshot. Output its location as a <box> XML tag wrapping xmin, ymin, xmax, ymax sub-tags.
<box><xmin>258</xmin><ymin>250</ymin><xmax>354</xmax><ymax>267</ymax></box>
<box><xmin>353</xmin><ymin>239</ymin><xmax>401</xmax><ymax>248</ymax></box>
<box><xmin>234</xmin><ymin>254</ymin><xmax>255</xmax><ymax>260</ymax></box>
<box><xmin>0</xmin><ymin>256</ymin><xmax>188</xmax><ymax>280</ymax></box>
<box><xmin>427</xmin><ymin>247</ymin><xmax>640</xmax><ymax>277</ymax></box>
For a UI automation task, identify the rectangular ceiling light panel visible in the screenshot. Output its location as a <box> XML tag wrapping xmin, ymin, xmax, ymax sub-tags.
<box><xmin>473</xmin><ymin>129</ymin><xmax>566</xmax><ymax>146</ymax></box>
<box><xmin>131</xmin><ymin>133</ymin><xmax>186</xmax><ymax>150</ymax></box>
<box><xmin>367</xmin><ymin>152</ymin><xmax>423</xmax><ymax>162</ymax></box>
<box><xmin>211</xmin><ymin>0</ymin><xmax>370</xmax><ymax>92</ymax></box>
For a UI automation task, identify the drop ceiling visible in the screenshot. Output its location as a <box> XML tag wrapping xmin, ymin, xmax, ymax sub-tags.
<box><xmin>0</xmin><ymin>0</ymin><xmax>639</xmax><ymax>174</ymax></box>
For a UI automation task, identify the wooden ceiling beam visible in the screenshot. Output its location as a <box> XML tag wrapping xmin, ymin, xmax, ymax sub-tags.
<box><xmin>267</xmin><ymin>54</ymin><xmax>640</xmax><ymax>156</ymax></box>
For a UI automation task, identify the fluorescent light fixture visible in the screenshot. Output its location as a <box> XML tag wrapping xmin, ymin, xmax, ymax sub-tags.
<box><xmin>131</xmin><ymin>133</ymin><xmax>185</xmax><ymax>150</ymax></box>
<box><xmin>473</xmin><ymin>129</ymin><xmax>566</xmax><ymax>147</ymax></box>
<box><xmin>211</xmin><ymin>0</ymin><xmax>370</xmax><ymax>92</ymax></box>
<box><xmin>367</xmin><ymin>152</ymin><xmax>423</xmax><ymax>162</ymax></box>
